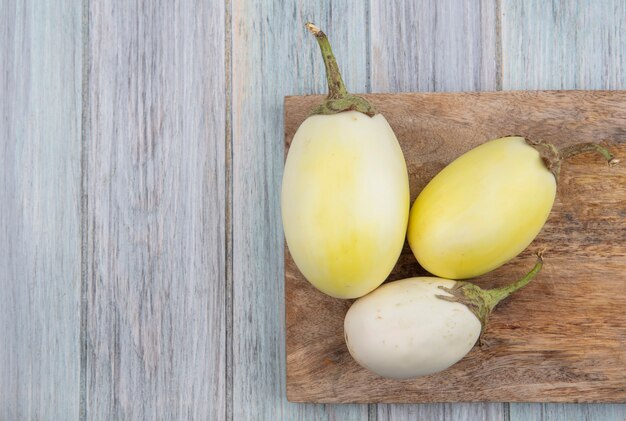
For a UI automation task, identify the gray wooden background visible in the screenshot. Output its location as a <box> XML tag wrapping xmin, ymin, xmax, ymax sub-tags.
<box><xmin>1</xmin><ymin>0</ymin><xmax>625</xmax><ymax>420</ymax></box>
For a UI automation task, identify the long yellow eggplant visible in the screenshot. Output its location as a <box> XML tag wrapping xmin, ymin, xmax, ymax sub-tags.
<box><xmin>281</xmin><ymin>24</ymin><xmax>409</xmax><ymax>299</ymax></box>
<box><xmin>408</xmin><ymin>136</ymin><xmax>617</xmax><ymax>279</ymax></box>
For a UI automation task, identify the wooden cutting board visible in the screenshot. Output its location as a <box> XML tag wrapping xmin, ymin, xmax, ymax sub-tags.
<box><xmin>284</xmin><ymin>91</ymin><xmax>626</xmax><ymax>403</ymax></box>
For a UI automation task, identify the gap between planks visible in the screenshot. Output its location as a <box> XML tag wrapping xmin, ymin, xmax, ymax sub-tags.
<box><xmin>225</xmin><ymin>0</ymin><xmax>234</xmax><ymax>420</ymax></box>
<box><xmin>79</xmin><ymin>0</ymin><xmax>91</xmax><ymax>419</ymax></box>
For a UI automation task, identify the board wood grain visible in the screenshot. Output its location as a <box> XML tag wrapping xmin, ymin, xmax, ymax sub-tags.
<box><xmin>0</xmin><ymin>1</ymin><xmax>83</xmax><ymax>419</ymax></box>
<box><xmin>285</xmin><ymin>91</ymin><xmax>626</xmax><ymax>403</ymax></box>
<box><xmin>86</xmin><ymin>1</ymin><xmax>226</xmax><ymax>419</ymax></box>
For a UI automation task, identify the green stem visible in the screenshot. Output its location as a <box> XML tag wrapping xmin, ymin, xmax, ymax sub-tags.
<box><xmin>305</xmin><ymin>22</ymin><xmax>376</xmax><ymax>117</ymax></box>
<box><xmin>483</xmin><ymin>254</ymin><xmax>544</xmax><ymax>312</ymax></box>
<box><xmin>436</xmin><ymin>253</ymin><xmax>544</xmax><ymax>329</ymax></box>
<box><xmin>525</xmin><ymin>137</ymin><xmax>620</xmax><ymax>179</ymax></box>
<box><xmin>305</xmin><ymin>23</ymin><xmax>348</xmax><ymax>100</ymax></box>
<box><xmin>559</xmin><ymin>142</ymin><xmax>620</xmax><ymax>166</ymax></box>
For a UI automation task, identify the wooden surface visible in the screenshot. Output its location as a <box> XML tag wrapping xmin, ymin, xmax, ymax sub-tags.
<box><xmin>285</xmin><ymin>91</ymin><xmax>626</xmax><ymax>403</ymax></box>
<box><xmin>0</xmin><ymin>1</ymin><xmax>83</xmax><ymax>419</ymax></box>
<box><xmin>2</xmin><ymin>0</ymin><xmax>626</xmax><ymax>419</ymax></box>
<box><xmin>371</xmin><ymin>0</ymin><xmax>498</xmax><ymax>92</ymax></box>
<box><xmin>85</xmin><ymin>0</ymin><xmax>226</xmax><ymax>419</ymax></box>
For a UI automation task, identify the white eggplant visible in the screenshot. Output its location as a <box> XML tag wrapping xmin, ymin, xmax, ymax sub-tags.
<box><xmin>344</xmin><ymin>256</ymin><xmax>543</xmax><ymax>379</ymax></box>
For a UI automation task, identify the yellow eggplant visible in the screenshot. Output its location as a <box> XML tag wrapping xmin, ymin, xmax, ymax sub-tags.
<box><xmin>281</xmin><ymin>24</ymin><xmax>409</xmax><ymax>299</ymax></box>
<box><xmin>408</xmin><ymin>136</ymin><xmax>617</xmax><ymax>279</ymax></box>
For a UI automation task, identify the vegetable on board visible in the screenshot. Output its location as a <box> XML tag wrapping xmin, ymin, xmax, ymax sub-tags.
<box><xmin>408</xmin><ymin>136</ymin><xmax>618</xmax><ymax>279</ymax></box>
<box><xmin>282</xmin><ymin>23</ymin><xmax>410</xmax><ymax>299</ymax></box>
<box><xmin>344</xmin><ymin>254</ymin><xmax>544</xmax><ymax>379</ymax></box>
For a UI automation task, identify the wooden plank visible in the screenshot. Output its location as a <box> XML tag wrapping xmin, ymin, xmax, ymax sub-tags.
<box><xmin>501</xmin><ymin>0</ymin><xmax>626</xmax><ymax>90</ymax></box>
<box><xmin>285</xmin><ymin>91</ymin><xmax>626</xmax><ymax>403</ymax></box>
<box><xmin>370</xmin><ymin>1</ymin><xmax>500</xmax><ymax>418</ymax></box>
<box><xmin>0</xmin><ymin>0</ymin><xmax>83</xmax><ymax>419</ymax></box>
<box><xmin>231</xmin><ymin>1</ymin><xmax>369</xmax><ymax>419</ymax></box>
<box><xmin>377</xmin><ymin>403</ymin><xmax>505</xmax><ymax>421</ymax></box>
<box><xmin>370</xmin><ymin>0</ymin><xmax>498</xmax><ymax>93</ymax></box>
<box><xmin>85</xmin><ymin>1</ymin><xmax>226</xmax><ymax>419</ymax></box>
<box><xmin>511</xmin><ymin>403</ymin><xmax>626</xmax><ymax>421</ymax></box>
<box><xmin>501</xmin><ymin>1</ymin><xmax>626</xmax><ymax>418</ymax></box>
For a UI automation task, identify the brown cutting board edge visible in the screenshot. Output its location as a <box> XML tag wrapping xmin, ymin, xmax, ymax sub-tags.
<box><xmin>284</xmin><ymin>91</ymin><xmax>626</xmax><ymax>404</ymax></box>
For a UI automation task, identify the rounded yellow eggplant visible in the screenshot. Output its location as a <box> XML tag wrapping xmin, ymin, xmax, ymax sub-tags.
<box><xmin>408</xmin><ymin>136</ymin><xmax>617</xmax><ymax>279</ymax></box>
<box><xmin>281</xmin><ymin>24</ymin><xmax>409</xmax><ymax>299</ymax></box>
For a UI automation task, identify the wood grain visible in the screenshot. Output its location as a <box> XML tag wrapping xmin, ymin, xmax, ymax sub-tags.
<box><xmin>501</xmin><ymin>0</ymin><xmax>626</xmax><ymax>90</ymax></box>
<box><xmin>3</xmin><ymin>0</ymin><xmax>625</xmax><ymax>417</ymax></box>
<box><xmin>511</xmin><ymin>403</ymin><xmax>626</xmax><ymax>421</ymax></box>
<box><xmin>0</xmin><ymin>0</ymin><xmax>83</xmax><ymax>419</ymax></box>
<box><xmin>285</xmin><ymin>91</ymin><xmax>626</xmax><ymax>403</ymax></box>
<box><xmin>377</xmin><ymin>403</ymin><xmax>505</xmax><ymax>421</ymax></box>
<box><xmin>501</xmin><ymin>1</ymin><xmax>626</xmax><ymax>419</ymax></box>
<box><xmin>370</xmin><ymin>1</ymin><xmax>501</xmax><ymax>418</ymax></box>
<box><xmin>85</xmin><ymin>1</ymin><xmax>226</xmax><ymax>419</ymax></box>
<box><xmin>370</xmin><ymin>0</ymin><xmax>498</xmax><ymax>93</ymax></box>
<box><xmin>231</xmin><ymin>1</ymin><xmax>369</xmax><ymax>419</ymax></box>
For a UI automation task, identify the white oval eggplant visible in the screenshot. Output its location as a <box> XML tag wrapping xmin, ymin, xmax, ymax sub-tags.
<box><xmin>344</xmin><ymin>256</ymin><xmax>543</xmax><ymax>379</ymax></box>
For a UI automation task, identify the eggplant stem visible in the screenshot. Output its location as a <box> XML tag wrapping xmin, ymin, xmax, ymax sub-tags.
<box><xmin>305</xmin><ymin>22</ymin><xmax>377</xmax><ymax>116</ymax></box>
<box><xmin>305</xmin><ymin>22</ymin><xmax>348</xmax><ymax>100</ymax></box>
<box><xmin>525</xmin><ymin>137</ymin><xmax>619</xmax><ymax>179</ymax></box>
<box><xmin>558</xmin><ymin>142</ymin><xmax>619</xmax><ymax>166</ymax></box>
<box><xmin>484</xmin><ymin>252</ymin><xmax>544</xmax><ymax>311</ymax></box>
<box><xmin>436</xmin><ymin>253</ymin><xmax>544</xmax><ymax>333</ymax></box>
